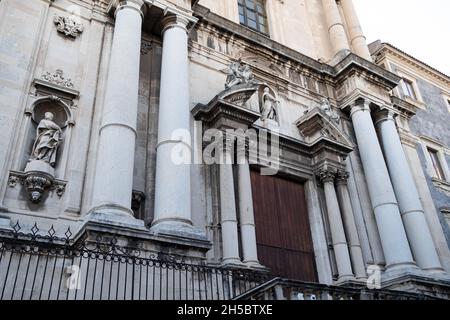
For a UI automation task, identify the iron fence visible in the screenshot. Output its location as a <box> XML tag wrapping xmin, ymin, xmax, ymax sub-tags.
<box><xmin>0</xmin><ymin>222</ymin><xmax>269</xmax><ymax>300</ymax></box>
<box><xmin>0</xmin><ymin>222</ymin><xmax>442</xmax><ymax>300</ymax></box>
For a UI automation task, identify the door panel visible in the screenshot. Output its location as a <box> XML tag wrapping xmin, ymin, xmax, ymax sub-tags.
<box><xmin>251</xmin><ymin>170</ymin><xmax>318</xmax><ymax>282</ymax></box>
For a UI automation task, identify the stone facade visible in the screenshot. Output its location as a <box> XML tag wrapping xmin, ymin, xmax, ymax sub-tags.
<box><xmin>370</xmin><ymin>40</ymin><xmax>450</xmax><ymax>254</ymax></box>
<box><xmin>0</xmin><ymin>0</ymin><xmax>449</xmax><ymax>299</ymax></box>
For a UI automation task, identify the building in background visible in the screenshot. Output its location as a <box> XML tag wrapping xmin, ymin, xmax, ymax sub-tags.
<box><xmin>369</xmin><ymin>40</ymin><xmax>450</xmax><ymax>244</ymax></box>
<box><xmin>0</xmin><ymin>0</ymin><xmax>449</xmax><ymax>300</ymax></box>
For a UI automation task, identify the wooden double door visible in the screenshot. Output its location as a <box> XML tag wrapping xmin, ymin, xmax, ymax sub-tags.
<box><xmin>250</xmin><ymin>170</ymin><xmax>318</xmax><ymax>282</ymax></box>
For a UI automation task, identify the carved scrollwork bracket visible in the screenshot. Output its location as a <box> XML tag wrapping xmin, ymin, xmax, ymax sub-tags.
<box><xmin>8</xmin><ymin>170</ymin><xmax>67</xmax><ymax>204</ymax></box>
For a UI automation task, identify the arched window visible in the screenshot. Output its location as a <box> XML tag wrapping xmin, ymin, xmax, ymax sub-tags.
<box><xmin>238</xmin><ymin>0</ymin><xmax>268</xmax><ymax>34</ymax></box>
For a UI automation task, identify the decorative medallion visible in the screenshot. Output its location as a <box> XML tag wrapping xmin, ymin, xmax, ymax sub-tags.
<box><xmin>54</xmin><ymin>14</ymin><xmax>84</xmax><ymax>38</ymax></box>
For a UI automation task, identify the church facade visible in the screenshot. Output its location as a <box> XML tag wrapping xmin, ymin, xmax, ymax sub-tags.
<box><xmin>0</xmin><ymin>0</ymin><xmax>449</xmax><ymax>300</ymax></box>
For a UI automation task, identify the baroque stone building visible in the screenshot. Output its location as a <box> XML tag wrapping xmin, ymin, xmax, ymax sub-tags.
<box><xmin>0</xmin><ymin>0</ymin><xmax>449</xmax><ymax>300</ymax></box>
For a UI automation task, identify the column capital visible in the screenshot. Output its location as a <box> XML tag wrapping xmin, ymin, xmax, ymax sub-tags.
<box><xmin>316</xmin><ymin>168</ymin><xmax>337</xmax><ymax>184</ymax></box>
<box><xmin>373</xmin><ymin>108</ymin><xmax>398</xmax><ymax>126</ymax></box>
<box><xmin>161</xmin><ymin>11</ymin><xmax>197</xmax><ymax>34</ymax></box>
<box><xmin>336</xmin><ymin>170</ymin><xmax>350</xmax><ymax>185</ymax></box>
<box><xmin>349</xmin><ymin>99</ymin><xmax>370</xmax><ymax>117</ymax></box>
<box><xmin>114</xmin><ymin>0</ymin><xmax>147</xmax><ymax>19</ymax></box>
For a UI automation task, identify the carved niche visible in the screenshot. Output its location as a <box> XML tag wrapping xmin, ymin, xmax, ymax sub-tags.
<box><xmin>7</xmin><ymin>67</ymin><xmax>77</xmax><ymax>204</ymax></box>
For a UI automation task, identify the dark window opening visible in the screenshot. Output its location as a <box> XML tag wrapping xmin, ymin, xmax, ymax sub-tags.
<box><xmin>238</xmin><ymin>0</ymin><xmax>269</xmax><ymax>35</ymax></box>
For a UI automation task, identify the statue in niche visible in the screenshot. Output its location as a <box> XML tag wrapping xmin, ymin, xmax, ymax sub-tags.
<box><xmin>261</xmin><ymin>87</ymin><xmax>279</xmax><ymax>121</ymax></box>
<box><xmin>30</xmin><ymin>112</ymin><xmax>63</xmax><ymax>167</ymax></box>
<box><xmin>319</xmin><ymin>97</ymin><xmax>340</xmax><ymax>124</ymax></box>
<box><xmin>224</xmin><ymin>61</ymin><xmax>256</xmax><ymax>89</ymax></box>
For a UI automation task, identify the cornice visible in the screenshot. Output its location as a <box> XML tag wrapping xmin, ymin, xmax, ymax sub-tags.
<box><xmin>192</xmin><ymin>4</ymin><xmax>400</xmax><ymax>94</ymax></box>
<box><xmin>372</xmin><ymin>44</ymin><xmax>450</xmax><ymax>89</ymax></box>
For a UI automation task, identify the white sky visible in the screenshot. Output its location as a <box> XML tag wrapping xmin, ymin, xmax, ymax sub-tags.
<box><xmin>353</xmin><ymin>0</ymin><xmax>450</xmax><ymax>76</ymax></box>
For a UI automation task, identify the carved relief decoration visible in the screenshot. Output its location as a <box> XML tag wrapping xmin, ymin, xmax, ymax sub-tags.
<box><xmin>41</xmin><ymin>69</ymin><xmax>74</xmax><ymax>89</ymax></box>
<box><xmin>8</xmin><ymin>171</ymin><xmax>67</xmax><ymax>204</ymax></box>
<box><xmin>54</xmin><ymin>14</ymin><xmax>84</xmax><ymax>38</ymax></box>
<box><xmin>224</xmin><ymin>61</ymin><xmax>257</xmax><ymax>89</ymax></box>
<box><xmin>140</xmin><ymin>40</ymin><xmax>153</xmax><ymax>55</ymax></box>
<box><xmin>316</xmin><ymin>168</ymin><xmax>337</xmax><ymax>183</ymax></box>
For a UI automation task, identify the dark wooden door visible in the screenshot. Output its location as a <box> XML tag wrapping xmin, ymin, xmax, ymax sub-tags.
<box><xmin>250</xmin><ymin>170</ymin><xmax>318</xmax><ymax>282</ymax></box>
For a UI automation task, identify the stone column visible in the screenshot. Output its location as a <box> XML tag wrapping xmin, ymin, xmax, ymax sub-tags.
<box><xmin>89</xmin><ymin>0</ymin><xmax>145</xmax><ymax>225</ymax></box>
<box><xmin>317</xmin><ymin>169</ymin><xmax>354</xmax><ymax>281</ymax></box>
<box><xmin>321</xmin><ymin>0</ymin><xmax>350</xmax><ymax>56</ymax></box>
<box><xmin>151</xmin><ymin>14</ymin><xmax>203</xmax><ymax>238</ymax></box>
<box><xmin>350</xmin><ymin>101</ymin><xmax>415</xmax><ymax>270</ymax></box>
<box><xmin>340</xmin><ymin>0</ymin><xmax>372</xmax><ymax>60</ymax></box>
<box><xmin>336</xmin><ymin>170</ymin><xmax>367</xmax><ymax>279</ymax></box>
<box><xmin>375</xmin><ymin>110</ymin><xmax>443</xmax><ymax>272</ymax></box>
<box><xmin>220</xmin><ymin>145</ymin><xmax>241</xmax><ymax>265</ymax></box>
<box><xmin>237</xmin><ymin>160</ymin><xmax>259</xmax><ymax>266</ymax></box>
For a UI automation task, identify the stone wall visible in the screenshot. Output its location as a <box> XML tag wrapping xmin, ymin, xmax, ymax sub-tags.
<box><xmin>386</xmin><ymin>62</ymin><xmax>450</xmax><ymax>247</ymax></box>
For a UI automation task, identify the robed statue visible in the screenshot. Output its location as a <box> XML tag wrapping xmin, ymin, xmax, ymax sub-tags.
<box><xmin>261</xmin><ymin>87</ymin><xmax>279</xmax><ymax>121</ymax></box>
<box><xmin>30</xmin><ymin>112</ymin><xmax>62</xmax><ymax>167</ymax></box>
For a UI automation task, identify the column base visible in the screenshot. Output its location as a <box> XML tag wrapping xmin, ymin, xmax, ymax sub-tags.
<box><xmin>84</xmin><ymin>205</ymin><xmax>146</xmax><ymax>231</ymax></box>
<box><xmin>221</xmin><ymin>258</ymin><xmax>244</xmax><ymax>268</ymax></box>
<box><xmin>243</xmin><ymin>260</ymin><xmax>265</xmax><ymax>269</ymax></box>
<box><xmin>335</xmin><ymin>274</ymin><xmax>356</xmax><ymax>283</ymax></box>
<box><xmin>150</xmin><ymin>221</ymin><xmax>208</xmax><ymax>242</ymax></box>
<box><xmin>0</xmin><ymin>214</ymin><xmax>11</xmax><ymax>231</ymax></box>
<box><xmin>385</xmin><ymin>261</ymin><xmax>418</xmax><ymax>274</ymax></box>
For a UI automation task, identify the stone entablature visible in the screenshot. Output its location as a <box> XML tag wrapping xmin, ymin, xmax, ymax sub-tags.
<box><xmin>192</xmin><ymin>4</ymin><xmax>401</xmax><ymax>119</ymax></box>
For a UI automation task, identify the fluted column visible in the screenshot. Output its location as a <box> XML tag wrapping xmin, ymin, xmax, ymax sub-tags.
<box><xmin>237</xmin><ymin>159</ymin><xmax>259</xmax><ymax>266</ymax></box>
<box><xmin>317</xmin><ymin>168</ymin><xmax>354</xmax><ymax>281</ymax></box>
<box><xmin>336</xmin><ymin>170</ymin><xmax>366</xmax><ymax>279</ymax></box>
<box><xmin>220</xmin><ymin>145</ymin><xmax>241</xmax><ymax>265</ymax></box>
<box><xmin>321</xmin><ymin>0</ymin><xmax>350</xmax><ymax>56</ymax></box>
<box><xmin>375</xmin><ymin>110</ymin><xmax>443</xmax><ymax>272</ymax></box>
<box><xmin>350</xmin><ymin>100</ymin><xmax>415</xmax><ymax>270</ymax></box>
<box><xmin>152</xmin><ymin>14</ymin><xmax>203</xmax><ymax>238</ymax></box>
<box><xmin>89</xmin><ymin>0</ymin><xmax>145</xmax><ymax>223</ymax></box>
<box><xmin>340</xmin><ymin>0</ymin><xmax>372</xmax><ymax>60</ymax></box>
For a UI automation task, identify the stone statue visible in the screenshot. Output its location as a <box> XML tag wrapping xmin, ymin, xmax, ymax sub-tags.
<box><xmin>319</xmin><ymin>97</ymin><xmax>340</xmax><ymax>124</ymax></box>
<box><xmin>224</xmin><ymin>61</ymin><xmax>256</xmax><ymax>89</ymax></box>
<box><xmin>261</xmin><ymin>87</ymin><xmax>279</xmax><ymax>121</ymax></box>
<box><xmin>30</xmin><ymin>112</ymin><xmax>62</xmax><ymax>167</ymax></box>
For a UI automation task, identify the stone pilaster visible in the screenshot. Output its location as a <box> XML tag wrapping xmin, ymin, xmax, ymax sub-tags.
<box><xmin>350</xmin><ymin>100</ymin><xmax>415</xmax><ymax>271</ymax></box>
<box><xmin>317</xmin><ymin>168</ymin><xmax>354</xmax><ymax>281</ymax></box>
<box><xmin>336</xmin><ymin>170</ymin><xmax>367</xmax><ymax>279</ymax></box>
<box><xmin>375</xmin><ymin>109</ymin><xmax>443</xmax><ymax>272</ymax></box>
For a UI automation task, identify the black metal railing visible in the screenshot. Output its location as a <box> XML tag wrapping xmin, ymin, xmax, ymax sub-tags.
<box><xmin>0</xmin><ymin>222</ymin><xmax>269</xmax><ymax>300</ymax></box>
<box><xmin>233</xmin><ymin>278</ymin><xmax>439</xmax><ymax>300</ymax></box>
<box><xmin>0</xmin><ymin>222</ymin><xmax>443</xmax><ymax>300</ymax></box>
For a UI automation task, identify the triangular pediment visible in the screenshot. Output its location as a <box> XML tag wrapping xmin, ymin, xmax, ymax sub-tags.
<box><xmin>295</xmin><ymin>107</ymin><xmax>353</xmax><ymax>149</ymax></box>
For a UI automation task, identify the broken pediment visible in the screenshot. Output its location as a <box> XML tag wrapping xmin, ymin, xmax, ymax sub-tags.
<box><xmin>193</xmin><ymin>62</ymin><xmax>284</xmax><ymax>129</ymax></box>
<box><xmin>295</xmin><ymin>101</ymin><xmax>353</xmax><ymax>149</ymax></box>
<box><xmin>191</xmin><ymin>83</ymin><xmax>262</xmax><ymax>129</ymax></box>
